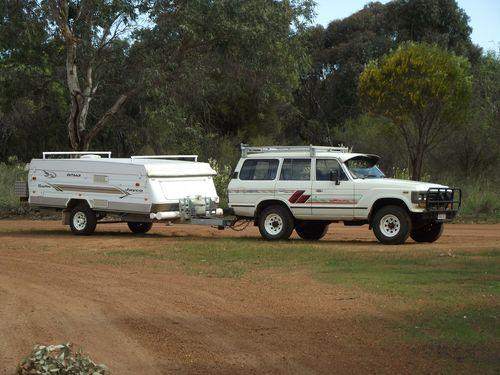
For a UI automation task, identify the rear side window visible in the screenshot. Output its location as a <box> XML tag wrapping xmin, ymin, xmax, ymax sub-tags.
<box><xmin>280</xmin><ymin>159</ymin><xmax>311</xmax><ymax>181</ymax></box>
<box><xmin>239</xmin><ymin>159</ymin><xmax>279</xmax><ymax>180</ymax></box>
<box><xmin>316</xmin><ymin>159</ymin><xmax>347</xmax><ymax>181</ymax></box>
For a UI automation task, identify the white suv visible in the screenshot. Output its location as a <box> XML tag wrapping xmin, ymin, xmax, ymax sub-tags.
<box><xmin>228</xmin><ymin>145</ymin><xmax>461</xmax><ymax>245</ymax></box>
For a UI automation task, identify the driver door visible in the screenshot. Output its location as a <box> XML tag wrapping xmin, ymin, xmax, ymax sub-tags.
<box><xmin>311</xmin><ymin>158</ymin><xmax>355</xmax><ymax>219</ymax></box>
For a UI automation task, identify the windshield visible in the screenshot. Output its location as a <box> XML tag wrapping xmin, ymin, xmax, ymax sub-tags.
<box><xmin>345</xmin><ymin>156</ymin><xmax>385</xmax><ymax>179</ymax></box>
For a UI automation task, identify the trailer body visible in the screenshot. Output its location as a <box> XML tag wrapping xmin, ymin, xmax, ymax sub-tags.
<box><xmin>18</xmin><ymin>152</ymin><xmax>227</xmax><ymax>234</ymax></box>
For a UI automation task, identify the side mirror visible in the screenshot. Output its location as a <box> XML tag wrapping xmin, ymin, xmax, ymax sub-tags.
<box><xmin>329</xmin><ymin>170</ymin><xmax>340</xmax><ymax>185</ymax></box>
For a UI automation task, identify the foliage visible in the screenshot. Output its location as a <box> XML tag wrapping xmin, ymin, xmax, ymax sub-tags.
<box><xmin>433</xmin><ymin>51</ymin><xmax>500</xmax><ymax>180</ymax></box>
<box><xmin>0</xmin><ymin>0</ymin><xmax>498</xmax><ymax>219</ymax></box>
<box><xmin>208</xmin><ymin>158</ymin><xmax>233</xmax><ymax>207</ymax></box>
<box><xmin>0</xmin><ymin>159</ymin><xmax>27</xmax><ymax>213</ymax></box>
<box><xmin>458</xmin><ymin>180</ymin><xmax>500</xmax><ymax>222</ymax></box>
<box><xmin>17</xmin><ymin>343</ymin><xmax>108</xmax><ymax>374</ymax></box>
<box><xmin>359</xmin><ymin>42</ymin><xmax>472</xmax><ymax>180</ymax></box>
<box><xmin>293</xmin><ymin>0</ymin><xmax>478</xmax><ymax>143</ymax></box>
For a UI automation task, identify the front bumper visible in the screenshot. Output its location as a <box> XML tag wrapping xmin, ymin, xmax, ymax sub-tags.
<box><xmin>417</xmin><ymin>188</ymin><xmax>461</xmax><ymax>222</ymax></box>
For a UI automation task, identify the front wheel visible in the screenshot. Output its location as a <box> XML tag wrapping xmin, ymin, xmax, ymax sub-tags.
<box><xmin>258</xmin><ymin>205</ymin><xmax>294</xmax><ymax>241</ymax></box>
<box><xmin>127</xmin><ymin>222</ymin><xmax>153</xmax><ymax>234</ymax></box>
<box><xmin>295</xmin><ymin>221</ymin><xmax>329</xmax><ymax>241</ymax></box>
<box><xmin>372</xmin><ymin>205</ymin><xmax>411</xmax><ymax>245</ymax></box>
<box><xmin>69</xmin><ymin>206</ymin><xmax>97</xmax><ymax>235</ymax></box>
<box><xmin>410</xmin><ymin>221</ymin><xmax>443</xmax><ymax>243</ymax></box>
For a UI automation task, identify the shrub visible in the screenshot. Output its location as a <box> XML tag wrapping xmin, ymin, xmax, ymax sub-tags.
<box><xmin>208</xmin><ymin>158</ymin><xmax>233</xmax><ymax>207</ymax></box>
<box><xmin>458</xmin><ymin>181</ymin><xmax>500</xmax><ymax>222</ymax></box>
<box><xmin>0</xmin><ymin>159</ymin><xmax>28</xmax><ymax>214</ymax></box>
<box><xmin>17</xmin><ymin>343</ymin><xmax>108</xmax><ymax>375</ymax></box>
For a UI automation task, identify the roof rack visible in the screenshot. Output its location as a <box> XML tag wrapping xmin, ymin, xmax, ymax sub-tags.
<box><xmin>131</xmin><ymin>155</ymin><xmax>198</xmax><ymax>162</ymax></box>
<box><xmin>240</xmin><ymin>144</ymin><xmax>350</xmax><ymax>157</ymax></box>
<box><xmin>42</xmin><ymin>151</ymin><xmax>112</xmax><ymax>159</ymax></box>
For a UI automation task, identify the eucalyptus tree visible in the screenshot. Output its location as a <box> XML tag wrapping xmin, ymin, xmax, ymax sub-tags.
<box><xmin>44</xmin><ymin>0</ymin><xmax>142</xmax><ymax>151</ymax></box>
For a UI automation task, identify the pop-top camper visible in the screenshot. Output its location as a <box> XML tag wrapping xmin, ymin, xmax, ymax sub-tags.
<box><xmin>15</xmin><ymin>152</ymin><xmax>228</xmax><ymax>235</ymax></box>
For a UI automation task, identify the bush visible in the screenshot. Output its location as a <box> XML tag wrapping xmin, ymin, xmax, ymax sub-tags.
<box><xmin>0</xmin><ymin>158</ymin><xmax>27</xmax><ymax>214</ymax></box>
<box><xmin>458</xmin><ymin>181</ymin><xmax>500</xmax><ymax>222</ymax></box>
<box><xmin>17</xmin><ymin>343</ymin><xmax>108</xmax><ymax>374</ymax></box>
<box><xmin>208</xmin><ymin>158</ymin><xmax>233</xmax><ymax>207</ymax></box>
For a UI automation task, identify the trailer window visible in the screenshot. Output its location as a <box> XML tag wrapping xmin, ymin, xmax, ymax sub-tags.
<box><xmin>280</xmin><ymin>159</ymin><xmax>311</xmax><ymax>181</ymax></box>
<box><xmin>239</xmin><ymin>159</ymin><xmax>279</xmax><ymax>180</ymax></box>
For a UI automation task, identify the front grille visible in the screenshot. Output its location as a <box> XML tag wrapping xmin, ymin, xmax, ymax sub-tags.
<box><xmin>426</xmin><ymin>188</ymin><xmax>461</xmax><ymax>212</ymax></box>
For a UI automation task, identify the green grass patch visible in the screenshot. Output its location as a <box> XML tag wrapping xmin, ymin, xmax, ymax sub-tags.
<box><xmin>101</xmin><ymin>239</ymin><xmax>500</xmax><ymax>300</ymax></box>
<box><xmin>408</xmin><ymin>306</ymin><xmax>498</xmax><ymax>345</ymax></box>
<box><xmin>78</xmin><ymin>239</ymin><xmax>500</xmax><ymax>371</ymax></box>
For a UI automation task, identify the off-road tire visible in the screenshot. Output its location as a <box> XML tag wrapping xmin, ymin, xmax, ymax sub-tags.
<box><xmin>127</xmin><ymin>222</ymin><xmax>153</xmax><ymax>234</ymax></box>
<box><xmin>295</xmin><ymin>221</ymin><xmax>329</xmax><ymax>241</ymax></box>
<box><xmin>258</xmin><ymin>205</ymin><xmax>294</xmax><ymax>241</ymax></box>
<box><xmin>410</xmin><ymin>221</ymin><xmax>443</xmax><ymax>243</ymax></box>
<box><xmin>372</xmin><ymin>205</ymin><xmax>411</xmax><ymax>245</ymax></box>
<box><xmin>69</xmin><ymin>205</ymin><xmax>97</xmax><ymax>235</ymax></box>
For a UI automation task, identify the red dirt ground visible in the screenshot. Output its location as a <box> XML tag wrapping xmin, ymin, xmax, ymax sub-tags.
<box><xmin>0</xmin><ymin>220</ymin><xmax>498</xmax><ymax>374</ymax></box>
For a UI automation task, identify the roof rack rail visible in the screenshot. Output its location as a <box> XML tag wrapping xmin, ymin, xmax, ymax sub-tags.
<box><xmin>131</xmin><ymin>155</ymin><xmax>198</xmax><ymax>162</ymax></box>
<box><xmin>240</xmin><ymin>144</ymin><xmax>350</xmax><ymax>157</ymax></box>
<box><xmin>42</xmin><ymin>151</ymin><xmax>112</xmax><ymax>159</ymax></box>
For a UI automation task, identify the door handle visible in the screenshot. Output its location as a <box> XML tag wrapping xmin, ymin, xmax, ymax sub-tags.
<box><xmin>315</xmin><ymin>189</ymin><xmax>322</xmax><ymax>192</ymax></box>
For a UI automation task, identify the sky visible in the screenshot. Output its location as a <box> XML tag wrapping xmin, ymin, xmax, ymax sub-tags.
<box><xmin>314</xmin><ymin>0</ymin><xmax>499</xmax><ymax>52</ymax></box>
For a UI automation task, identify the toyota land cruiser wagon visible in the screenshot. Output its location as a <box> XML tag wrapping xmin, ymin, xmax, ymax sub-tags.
<box><xmin>228</xmin><ymin>145</ymin><xmax>461</xmax><ymax>245</ymax></box>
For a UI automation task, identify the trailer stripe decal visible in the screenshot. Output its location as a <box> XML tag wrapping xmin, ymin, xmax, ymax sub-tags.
<box><xmin>46</xmin><ymin>183</ymin><xmax>130</xmax><ymax>197</ymax></box>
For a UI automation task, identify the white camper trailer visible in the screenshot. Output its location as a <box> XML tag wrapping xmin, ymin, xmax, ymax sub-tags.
<box><xmin>16</xmin><ymin>152</ymin><xmax>229</xmax><ymax>235</ymax></box>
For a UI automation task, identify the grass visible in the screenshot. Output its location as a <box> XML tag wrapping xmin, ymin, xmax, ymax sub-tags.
<box><xmin>100</xmin><ymin>239</ymin><xmax>500</xmax><ymax>372</ymax></box>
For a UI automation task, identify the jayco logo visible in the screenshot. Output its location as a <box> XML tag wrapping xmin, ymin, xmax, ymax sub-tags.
<box><xmin>42</xmin><ymin>170</ymin><xmax>56</xmax><ymax>178</ymax></box>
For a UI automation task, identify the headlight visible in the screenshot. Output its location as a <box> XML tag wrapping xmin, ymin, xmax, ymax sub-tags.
<box><xmin>411</xmin><ymin>191</ymin><xmax>427</xmax><ymax>208</ymax></box>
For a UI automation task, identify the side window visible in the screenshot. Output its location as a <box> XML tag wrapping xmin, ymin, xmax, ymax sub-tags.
<box><xmin>280</xmin><ymin>159</ymin><xmax>311</xmax><ymax>181</ymax></box>
<box><xmin>239</xmin><ymin>159</ymin><xmax>279</xmax><ymax>180</ymax></box>
<box><xmin>316</xmin><ymin>159</ymin><xmax>347</xmax><ymax>181</ymax></box>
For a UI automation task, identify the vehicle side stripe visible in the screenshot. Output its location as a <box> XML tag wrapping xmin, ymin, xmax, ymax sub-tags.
<box><xmin>296</xmin><ymin>194</ymin><xmax>310</xmax><ymax>203</ymax></box>
<box><xmin>288</xmin><ymin>190</ymin><xmax>305</xmax><ymax>203</ymax></box>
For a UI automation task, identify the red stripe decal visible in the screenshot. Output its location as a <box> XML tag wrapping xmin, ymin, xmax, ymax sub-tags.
<box><xmin>288</xmin><ymin>190</ymin><xmax>305</xmax><ymax>203</ymax></box>
<box><xmin>296</xmin><ymin>194</ymin><xmax>310</xmax><ymax>204</ymax></box>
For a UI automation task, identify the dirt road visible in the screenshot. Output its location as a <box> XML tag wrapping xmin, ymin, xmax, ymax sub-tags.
<box><xmin>0</xmin><ymin>220</ymin><xmax>498</xmax><ymax>374</ymax></box>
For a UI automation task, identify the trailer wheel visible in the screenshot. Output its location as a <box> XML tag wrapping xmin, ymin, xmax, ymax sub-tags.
<box><xmin>372</xmin><ymin>205</ymin><xmax>411</xmax><ymax>245</ymax></box>
<box><xmin>69</xmin><ymin>206</ymin><xmax>97</xmax><ymax>235</ymax></box>
<box><xmin>410</xmin><ymin>221</ymin><xmax>443</xmax><ymax>243</ymax></box>
<box><xmin>295</xmin><ymin>221</ymin><xmax>329</xmax><ymax>241</ymax></box>
<box><xmin>127</xmin><ymin>222</ymin><xmax>153</xmax><ymax>234</ymax></box>
<box><xmin>258</xmin><ymin>205</ymin><xmax>294</xmax><ymax>240</ymax></box>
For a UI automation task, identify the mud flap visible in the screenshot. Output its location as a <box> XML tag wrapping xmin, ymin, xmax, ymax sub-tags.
<box><xmin>62</xmin><ymin>210</ymin><xmax>71</xmax><ymax>225</ymax></box>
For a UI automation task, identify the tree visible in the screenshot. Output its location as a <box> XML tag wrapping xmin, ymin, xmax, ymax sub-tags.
<box><xmin>0</xmin><ymin>0</ymin><xmax>67</xmax><ymax>161</ymax></box>
<box><xmin>359</xmin><ymin>42</ymin><xmax>472</xmax><ymax>180</ymax></box>
<box><xmin>445</xmin><ymin>51</ymin><xmax>500</xmax><ymax>179</ymax></box>
<box><xmin>135</xmin><ymin>0</ymin><xmax>315</xmax><ymax>148</ymax></box>
<box><xmin>294</xmin><ymin>0</ymin><xmax>479</xmax><ymax>145</ymax></box>
<box><xmin>44</xmin><ymin>0</ymin><xmax>140</xmax><ymax>150</ymax></box>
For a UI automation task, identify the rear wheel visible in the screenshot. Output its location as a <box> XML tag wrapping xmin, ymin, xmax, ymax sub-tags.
<box><xmin>258</xmin><ymin>205</ymin><xmax>294</xmax><ymax>241</ymax></box>
<box><xmin>69</xmin><ymin>206</ymin><xmax>97</xmax><ymax>235</ymax></box>
<box><xmin>295</xmin><ymin>221</ymin><xmax>329</xmax><ymax>241</ymax></box>
<box><xmin>372</xmin><ymin>205</ymin><xmax>411</xmax><ymax>245</ymax></box>
<box><xmin>127</xmin><ymin>222</ymin><xmax>153</xmax><ymax>234</ymax></box>
<box><xmin>410</xmin><ymin>221</ymin><xmax>443</xmax><ymax>243</ymax></box>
